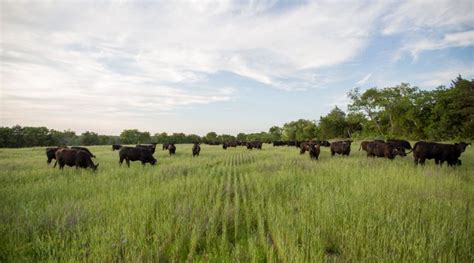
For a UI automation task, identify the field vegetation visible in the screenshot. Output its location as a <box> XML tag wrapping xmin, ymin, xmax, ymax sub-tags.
<box><xmin>1</xmin><ymin>143</ymin><xmax>473</xmax><ymax>261</ymax></box>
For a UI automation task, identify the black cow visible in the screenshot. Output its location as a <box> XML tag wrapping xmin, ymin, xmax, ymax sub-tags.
<box><xmin>273</xmin><ymin>141</ymin><xmax>286</xmax><ymax>146</ymax></box>
<box><xmin>246</xmin><ymin>141</ymin><xmax>262</xmax><ymax>150</ymax></box>
<box><xmin>309</xmin><ymin>143</ymin><xmax>321</xmax><ymax>160</ymax></box>
<box><xmin>136</xmin><ymin>144</ymin><xmax>156</xmax><ymax>154</ymax></box>
<box><xmin>192</xmin><ymin>143</ymin><xmax>201</xmax><ymax>157</ymax></box>
<box><xmin>168</xmin><ymin>143</ymin><xmax>176</xmax><ymax>155</ymax></box>
<box><xmin>162</xmin><ymin>143</ymin><xmax>170</xmax><ymax>150</ymax></box>
<box><xmin>119</xmin><ymin>147</ymin><xmax>157</xmax><ymax>167</ymax></box>
<box><xmin>46</xmin><ymin>147</ymin><xmax>67</xmax><ymax>164</ymax></box>
<box><xmin>413</xmin><ymin>141</ymin><xmax>470</xmax><ymax>166</ymax></box>
<box><xmin>386</xmin><ymin>139</ymin><xmax>412</xmax><ymax>154</ymax></box>
<box><xmin>366</xmin><ymin>141</ymin><xmax>406</xmax><ymax>159</ymax></box>
<box><xmin>55</xmin><ymin>148</ymin><xmax>99</xmax><ymax>170</ymax></box>
<box><xmin>330</xmin><ymin>140</ymin><xmax>352</xmax><ymax>156</ymax></box>
<box><xmin>222</xmin><ymin>142</ymin><xmax>228</xmax><ymax>150</ymax></box>
<box><xmin>71</xmin><ymin>146</ymin><xmax>96</xmax><ymax>158</ymax></box>
<box><xmin>112</xmin><ymin>144</ymin><xmax>122</xmax><ymax>151</ymax></box>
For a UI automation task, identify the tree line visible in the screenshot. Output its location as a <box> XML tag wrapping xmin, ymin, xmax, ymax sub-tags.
<box><xmin>1</xmin><ymin>75</ymin><xmax>472</xmax><ymax>148</ymax></box>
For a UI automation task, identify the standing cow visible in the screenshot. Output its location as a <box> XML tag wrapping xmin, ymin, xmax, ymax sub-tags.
<box><xmin>309</xmin><ymin>143</ymin><xmax>321</xmax><ymax>160</ymax></box>
<box><xmin>192</xmin><ymin>143</ymin><xmax>201</xmax><ymax>157</ymax></box>
<box><xmin>366</xmin><ymin>141</ymin><xmax>406</xmax><ymax>159</ymax></box>
<box><xmin>330</xmin><ymin>141</ymin><xmax>352</xmax><ymax>156</ymax></box>
<box><xmin>55</xmin><ymin>148</ymin><xmax>99</xmax><ymax>170</ymax></box>
<box><xmin>168</xmin><ymin>143</ymin><xmax>176</xmax><ymax>155</ymax></box>
<box><xmin>413</xmin><ymin>141</ymin><xmax>470</xmax><ymax>166</ymax></box>
<box><xmin>119</xmin><ymin>147</ymin><xmax>157</xmax><ymax>167</ymax></box>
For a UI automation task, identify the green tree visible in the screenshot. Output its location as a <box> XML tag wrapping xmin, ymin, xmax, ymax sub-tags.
<box><xmin>268</xmin><ymin>126</ymin><xmax>282</xmax><ymax>141</ymax></box>
<box><xmin>80</xmin><ymin>131</ymin><xmax>100</xmax><ymax>145</ymax></box>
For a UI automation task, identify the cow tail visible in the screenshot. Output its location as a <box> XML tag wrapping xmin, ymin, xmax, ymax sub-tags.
<box><xmin>406</xmin><ymin>149</ymin><xmax>413</xmax><ymax>154</ymax></box>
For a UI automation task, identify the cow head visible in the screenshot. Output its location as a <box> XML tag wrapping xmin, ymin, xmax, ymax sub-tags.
<box><xmin>93</xmin><ymin>163</ymin><xmax>99</xmax><ymax>170</ymax></box>
<box><xmin>151</xmin><ymin>158</ymin><xmax>157</xmax><ymax>165</ymax></box>
<box><xmin>456</xmin><ymin>142</ymin><xmax>471</xmax><ymax>153</ymax></box>
<box><xmin>394</xmin><ymin>147</ymin><xmax>406</xmax><ymax>157</ymax></box>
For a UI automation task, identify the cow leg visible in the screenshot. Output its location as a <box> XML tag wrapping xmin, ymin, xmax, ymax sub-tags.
<box><xmin>142</xmin><ymin>161</ymin><xmax>146</xmax><ymax>166</ymax></box>
<box><xmin>53</xmin><ymin>160</ymin><xmax>58</xmax><ymax>168</ymax></box>
<box><xmin>119</xmin><ymin>157</ymin><xmax>124</xmax><ymax>166</ymax></box>
<box><xmin>331</xmin><ymin>150</ymin><xmax>335</xmax><ymax>156</ymax></box>
<box><xmin>126</xmin><ymin>159</ymin><xmax>130</xmax><ymax>167</ymax></box>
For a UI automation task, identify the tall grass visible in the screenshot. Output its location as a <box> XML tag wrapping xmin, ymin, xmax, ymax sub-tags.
<box><xmin>0</xmin><ymin>143</ymin><xmax>472</xmax><ymax>261</ymax></box>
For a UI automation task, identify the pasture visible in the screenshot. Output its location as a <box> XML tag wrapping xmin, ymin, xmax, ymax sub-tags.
<box><xmin>1</xmin><ymin>143</ymin><xmax>473</xmax><ymax>261</ymax></box>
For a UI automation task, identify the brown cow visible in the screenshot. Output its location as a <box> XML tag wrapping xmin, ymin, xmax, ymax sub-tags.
<box><xmin>330</xmin><ymin>140</ymin><xmax>352</xmax><ymax>156</ymax></box>
<box><xmin>46</xmin><ymin>147</ymin><xmax>66</xmax><ymax>164</ymax></box>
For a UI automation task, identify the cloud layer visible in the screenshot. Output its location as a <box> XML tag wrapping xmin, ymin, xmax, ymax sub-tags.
<box><xmin>1</xmin><ymin>0</ymin><xmax>473</xmax><ymax>134</ymax></box>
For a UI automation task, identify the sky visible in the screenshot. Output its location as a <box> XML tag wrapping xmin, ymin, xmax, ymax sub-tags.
<box><xmin>1</xmin><ymin>0</ymin><xmax>473</xmax><ymax>136</ymax></box>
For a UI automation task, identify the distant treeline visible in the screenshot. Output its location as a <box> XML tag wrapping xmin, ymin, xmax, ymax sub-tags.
<box><xmin>1</xmin><ymin>76</ymin><xmax>472</xmax><ymax>148</ymax></box>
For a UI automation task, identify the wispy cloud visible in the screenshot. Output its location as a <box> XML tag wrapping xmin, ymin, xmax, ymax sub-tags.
<box><xmin>355</xmin><ymin>73</ymin><xmax>372</xmax><ymax>86</ymax></box>
<box><xmin>398</xmin><ymin>30</ymin><xmax>474</xmax><ymax>60</ymax></box>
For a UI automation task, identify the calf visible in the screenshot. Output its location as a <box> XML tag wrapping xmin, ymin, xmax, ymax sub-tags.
<box><xmin>192</xmin><ymin>143</ymin><xmax>201</xmax><ymax>157</ymax></box>
<box><xmin>330</xmin><ymin>140</ymin><xmax>352</xmax><ymax>156</ymax></box>
<box><xmin>119</xmin><ymin>146</ymin><xmax>157</xmax><ymax>167</ymax></box>
<box><xmin>55</xmin><ymin>148</ymin><xmax>99</xmax><ymax>170</ymax></box>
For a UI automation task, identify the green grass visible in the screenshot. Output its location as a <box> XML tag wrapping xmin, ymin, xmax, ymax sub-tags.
<box><xmin>1</xmin><ymin>143</ymin><xmax>473</xmax><ymax>261</ymax></box>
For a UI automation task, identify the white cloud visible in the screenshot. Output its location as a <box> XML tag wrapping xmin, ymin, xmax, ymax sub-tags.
<box><xmin>399</xmin><ymin>30</ymin><xmax>474</xmax><ymax>59</ymax></box>
<box><xmin>382</xmin><ymin>0</ymin><xmax>474</xmax><ymax>35</ymax></box>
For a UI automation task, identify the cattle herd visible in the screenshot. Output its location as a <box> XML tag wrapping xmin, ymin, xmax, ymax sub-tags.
<box><xmin>45</xmin><ymin>139</ymin><xmax>470</xmax><ymax>170</ymax></box>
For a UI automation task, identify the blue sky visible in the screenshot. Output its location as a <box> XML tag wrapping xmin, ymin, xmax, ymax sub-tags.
<box><xmin>1</xmin><ymin>0</ymin><xmax>473</xmax><ymax>135</ymax></box>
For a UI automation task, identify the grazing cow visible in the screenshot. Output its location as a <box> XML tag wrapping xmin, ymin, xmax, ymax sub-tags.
<box><xmin>46</xmin><ymin>147</ymin><xmax>66</xmax><ymax>164</ymax></box>
<box><xmin>330</xmin><ymin>140</ymin><xmax>352</xmax><ymax>156</ymax></box>
<box><xmin>366</xmin><ymin>141</ymin><xmax>406</xmax><ymax>159</ymax></box>
<box><xmin>247</xmin><ymin>141</ymin><xmax>262</xmax><ymax>150</ymax></box>
<box><xmin>162</xmin><ymin>143</ymin><xmax>170</xmax><ymax>150</ymax></box>
<box><xmin>192</xmin><ymin>143</ymin><xmax>201</xmax><ymax>157</ymax></box>
<box><xmin>287</xmin><ymin>141</ymin><xmax>297</xmax><ymax>147</ymax></box>
<box><xmin>309</xmin><ymin>143</ymin><xmax>321</xmax><ymax>160</ymax></box>
<box><xmin>71</xmin><ymin>146</ymin><xmax>96</xmax><ymax>158</ymax></box>
<box><xmin>136</xmin><ymin>144</ymin><xmax>156</xmax><ymax>154</ymax></box>
<box><xmin>413</xmin><ymin>141</ymin><xmax>470</xmax><ymax>166</ymax></box>
<box><xmin>119</xmin><ymin>146</ymin><xmax>157</xmax><ymax>167</ymax></box>
<box><xmin>112</xmin><ymin>144</ymin><xmax>122</xmax><ymax>151</ymax></box>
<box><xmin>55</xmin><ymin>148</ymin><xmax>99</xmax><ymax>170</ymax></box>
<box><xmin>168</xmin><ymin>143</ymin><xmax>176</xmax><ymax>155</ymax></box>
<box><xmin>386</xmin><ymin>139</ymin><xmax>412</xmax><ymax>154</ymax></box>
<box><xmin>222</xmin><ymin>142</ymin><xmax>228</xmax><ymax>150</ymax></box>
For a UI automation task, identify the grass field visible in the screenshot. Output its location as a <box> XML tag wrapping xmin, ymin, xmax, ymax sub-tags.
<box><xmin>1</xmin><ymin>143</ymin><xmax>473</xmax><ymax>261</ymax></box>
